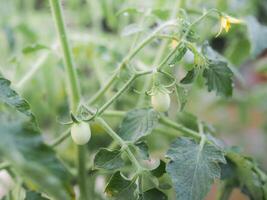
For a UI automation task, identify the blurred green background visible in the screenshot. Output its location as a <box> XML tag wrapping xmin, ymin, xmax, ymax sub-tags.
<box><xmin>0</xmin><ymin>0</ymin><xmax>267</xmax><ymax>199</ymax></box>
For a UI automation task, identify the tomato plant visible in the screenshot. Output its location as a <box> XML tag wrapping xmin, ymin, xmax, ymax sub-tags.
<box><xmin>1</xmin><ymin>0</ymin><xmax>267</xmax><ymax>200</ymax></box>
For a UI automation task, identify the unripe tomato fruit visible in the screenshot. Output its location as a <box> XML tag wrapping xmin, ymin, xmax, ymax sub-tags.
<box><xmin>151</xmin><ymin>90</ymin><xmax>170</xmax><ymax>112</ymax></box>
<box><xmin>71</xmin><ymin>122</ymin><xmax>91</xmax><ymax>145</ymax></box>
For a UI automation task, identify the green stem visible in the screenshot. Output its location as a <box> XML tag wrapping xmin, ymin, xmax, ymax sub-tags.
<box><xmin>101</xmin><ymin>110</ymin><xmax>199</xmax><ymax>138</ymax></box>
<box><xmin>96</xmin><ymin>118</ymin><xmax>124</xmax><ymax>144</ymax></box>
<box><xmin>48</xmin><ymin>0</ymin><xmax>87</xmax><ymax>199</ymax></box>
<box><xmin>100</xmin><ymin>110</ymin><xmax>267</xmax><ymax>192</ymax></box>
<box><xmin>216</xmin><ymin>181</ymin><xmax>235</xmax><ymax>200</ymax></box>
<box><xmin>96</xmin><ymin>118</ymin><xmax>142</xmax><ymax>171</ymax></box>
<box><xmin>97</xmin><ymin>75</ymin><xmax>136</xmax><ymax>115</ymax></box>
<box><xmin>97</xmin><ymin>70</ymin><xmax>153</xmax><ymax>116</ymax></box>
<box><xmin>159</xmin><ymin>116</ymin><xmax>214</xmax><ymax>145</ymax></box>
<box><xmin>102</xmin><ymin>110</ymin><xmax>198</xmax><ymax>138</ymax></box>
<box><xmin>88</xmin><ymin>21</ymin><xmax>178</xmax><ymax>105</ymax></box>
<box><xmin>157</xmin><ymin>45</ymin><xmax>180</xmax><ymax>70</ymax></box>
<box><xmin>136</xmin><ymin>43</ymin><xmax>178</xmax><ymax>105</ymax></box>
<box><xmin>88</xmin><ymin>67</ymin><xmax>120</xmax><ymax>105</ymax></box>
<box><xmin>103</xmin><ymin>110</ymin><xmax>125</xmax><ymax>118</ymax></box>
<box><xmin>157</xmin><ymin>10</ymin><xmax>218</xmax><ymax>71</ymax></box>
<box><xmin>102</xmin><ymin>110</ymin><xmax>201</xmax><ymax>140</ymax></box>
<box><xmin>77</xmin><ymin>146</ymin><xmax>88</xmax><ymax>200</ymax></box>
<box><xmin>125</xmin><ymin>147</ymin><xmax>142</xmax><ymax>171</ymax></box>
<box><xmin>185</xmin><ymin>8</ymin><xmax>218</xmax><ymax>20</ymax></box>
<box><xmin>182</xmin><ymin>9</ymin><xmax>219</xmax><ymax>41</ymax></box>
<box><xmin>156</xmin><ymin>34</ymin><xmax>179</xmax><ymax>41</ymax></box>
<box><xmin>125</xmin><ymin>21</ymin><xmax>178</xmax><ymax>63</ymax></box>
<box><xmin>159</xmin><ymin>115</ymin><xmax>200</xmax><ymax>139</ymax></box>
<box><xmin>136</xmin><ymin>0</ymin><xmax>180</xmax><ymax>106</ymax></box>
<box><xmin>138</xmin><ymin>175</ymin><xmax>143</xmax><ymax>195</ymax></box>
<box><xmin>151</xmin><ymin>0</ymin><xmax>181</xmax><ymax>66</ymax></box>
<box><xmin>137</xmin><ymin>8</ymin><xmax>220</xmax><ymax>106</ymax></box>
<box><xmin>49</xmin><ymin>0</ymin><xmax>81</xmax><ymax>111</ymax></box>
<box><xmin>129</xmin><ymin>12</ymin><xmax>147</xmax><ymax>52</ymax></box>
<box><xmin>50</xmin><ymin>128</ymin><xmax>71</xmax><ymax>148</ymax></box>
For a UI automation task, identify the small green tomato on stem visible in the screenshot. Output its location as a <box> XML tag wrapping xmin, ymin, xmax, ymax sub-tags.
<box><xmin>150</xmin><ymin>85</ymin><xmax>171</xmax><ymax>112</ymax></box>
<box><xmin>71</xmin><ymin>121</ymin><xmax>91</xmax><ymax>145</ymax></box>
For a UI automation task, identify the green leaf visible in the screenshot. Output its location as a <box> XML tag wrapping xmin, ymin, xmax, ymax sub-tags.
<box><xmin>135</xmin><ymin>141</ymin><xmax>150</xmax><ymax>160</ymax></box>
<box><xmin>0</xmin><ymin>75</ymin><xmax>35</xmax><ymax>120</ymax></box>
<box><xmin>0</xmin><ymin>75</ymin><xmax>72</xmax><ymax>198</ymax></box>
<box><xmin>203</xmin><ymin>60</ymin><xmax>233</xmax><ymax>97</ymax></box>
<box><xmin>22</xmin><ymin>44</ymin><xmax>49</xmax><ymax>54</ymax></box>
<box><xmin>25</xmin><ymin>191</ymin><xmax>49</xmax><ymax>200</ymax></box>
<box><xmin>139</xmin><ymin>188</ymin><xmax>167</xmax><ymax>200</ymax></box>
<box><xmin>140</xmin><ymin>171</ymin><xmax>159</xmax><ymax>192</ymax></box>
<box><xmin>180</xmin><ymin>69</ymin><xmax>196</xmax><ymax>84</ymax></box>
<box><xmin>180</xmin><ymin>20</ymin><xmax>199</xmax><ymax>42</ymax></box>
<box><xmin>201</xmin><ymin>44</ymin><xmax>244</xmax><ymax>91</ymax></box>
<box><xmin>219</xmin><ymin>158</ymin><xmax>236</xmax><ymax>180</ymax></box>
<box><xmin>105</xmin><ymin>171</ymin><xmax>137</xmax><ymax>200</ymax></box>
<box><xmin>226</xmin><ymin>151</ymin><xmax>266</xmax><ymax>200</ymax></box>
<box><xmin>169</xmin><ymin>43</ymin><xmax>187</xmax><ymax>66</ymax></box>
<box><xmin>118</xmin><ymin>108</ymin><xmax>159</xmax><ymax>141</ymax></box>
<box><xmin>0</xmin><ymin>113</ymin><xmax>73</xmax><ymax>200</ymax></box>
<box><xmin>94</xmin><ymin>148</ymin><xmax>124</xmax><ymax>170</ymax></box>
<box><xmin>158</xmin><ymin>183</ymin><xmax>172</xmax><ymax>190</ymax></box>
<box><xmin>246</xmin><ymin>16</ymin><xmax>267</xmax><ymax>58</ymax></box>
<box><xmin>151</xmin><ymin>160</ymin><xmax>166</xmax><ymax>178</ymax></box>
<box><xmin>158</xmin><ymin>174</ymin><xmax>173</xmax><ymax>190</ymax></box>
<box><xmin>166</xmin><ymin>137</ymin><xmax>226</xmax><ymax>200</ymax></box>
<box><xmin>175</xmin><ymin>84</ymin><xmax>188</xmax><ymax>111</ymax></box>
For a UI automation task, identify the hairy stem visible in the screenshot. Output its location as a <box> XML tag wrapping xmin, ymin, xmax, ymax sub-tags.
<box><xmin>49</xmin><ymin>0</ymin><xmax>81</xmax><ymax>111</ymax></box>
<box><xmin>136</xmin><ymin>0</ymin><xmax>181</xmax><ymax>106</ymax></box>
<box><xmin>97</xmin><ymin>70</ymin><xmax>153</xmax><ymax>116</ymax></box>
<box><xmin>96</xmin><ymin>118</ymin><xmax>142</xmax><ymax>171</ymax></box>
<box><xmin>88</xmin><ymin>21</ymin><xmax>178</xmax><ymax>105</ymax></box>
<box><xmin>102</xmin><ymin>110</ymin><xmax>201</xmax><ymax>140</ymax></box>
<box><xmin>50</xmin><ymin>128</ymin><xmax>71</xmax><ymax>148</ymax></box>
<box><xmin>48</xmin><ymin>0</ymin><xmax>87</xmax><ymax>199</ymax></box>
<box><xmin>157</xmin><ymin>45</ymin><xmax>180</xmax><ymax>70</ymax></box>
<box><xmin>159</xmin><ymin>115</ymin><xmax>200</xmax><ymax>139</ymax></box>
<box><xmin>137</xmin><ymin>8</ymin><xmax>220</xmax><ymax>105</ymax></box>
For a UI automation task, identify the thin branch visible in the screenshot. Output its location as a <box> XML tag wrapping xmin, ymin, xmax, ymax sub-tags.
<box><xmin>96</xmin><ymin>118</ymin><xmax>143</xmax><ymax>172</ymax></box>
<box><xmin>49</xmin><ymin>128</ymin><xmax>71</xmax><ymax>148</ymax></box>
<box><xmin>88</xmin><ymin>21</ymin><xmax>179</xmax><ymax>105</ymax></box>
<box><xmin>97</xmin><ymin>70</ymin><xmax>153</xmax><ymax>116</ymax></box>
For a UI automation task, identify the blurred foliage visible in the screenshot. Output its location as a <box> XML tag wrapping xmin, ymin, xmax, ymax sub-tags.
<box><xmin>0</xmin><ymin>0</ymin><xmax>267</xmax><ymax>199</ymax></box>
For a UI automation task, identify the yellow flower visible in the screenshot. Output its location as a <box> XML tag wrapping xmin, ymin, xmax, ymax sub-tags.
<box><xmin>170</xmin><ymin>39</ymin><xmax>179</xmax><ymax>49</ymax></box>
<box><xmin>216</xmin><ymin>15</ymin><xmax>243</xmax><ymax>37</ymax></box>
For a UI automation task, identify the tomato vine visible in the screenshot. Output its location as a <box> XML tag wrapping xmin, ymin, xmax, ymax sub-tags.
<box><xmin>0</xmin><ymin>0</ymin><xmax>267</xmax><ymax>200</ymax></box>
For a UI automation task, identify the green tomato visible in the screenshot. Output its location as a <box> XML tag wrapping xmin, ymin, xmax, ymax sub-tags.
<box><xmin>151</xmin><ymin>91</ymin><xmax>170</xmax><ymax>112</ymax></box>
<box><xmin>71</xmin><ymin>122</ymin><xmax>91</xmax><ymax>145</ymax></box>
